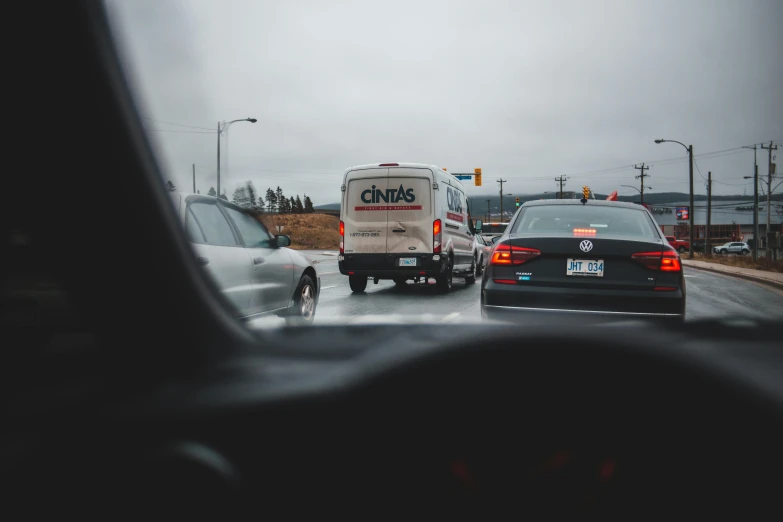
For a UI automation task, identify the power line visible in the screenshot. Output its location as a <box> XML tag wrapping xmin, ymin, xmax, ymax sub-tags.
<box><xmin>692</xmin><ymin>157</ymin><xmax>708</xmax><ymax>181</ymax></box>
<box><xmin>496</xmin><ymin>144</ymin><xmax>758</xmax><ymax>181</ymax></box>
<box><xmin>148</xmin><ymin>129</ymin><xmax>215</xmax><ymax>134</ymax></box>
<box><xmin>143</xmin><ymin>117</ymin><xmax>214</xmax><ymax>131</ymax></box>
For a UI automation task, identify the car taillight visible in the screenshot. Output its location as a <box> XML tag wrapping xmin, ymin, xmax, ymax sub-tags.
<box><xmin>433</xmin><ymin>219</ymin><xmax>442</xmax><ymax>253</ymax></box>
<box><xmin>632</xmin><ymin>249</ymin><xmax>681</xmax><ymax>271</ymax></box>
<box><xmin>490</xmin><ymin>243</ymin><xmax>541</xmax><ymax>265</ymax></box>
<box><xmin>660</xmin><ymin>250</ymin><xmax>681</xmax><ymax>271</ymax></box>
<box><xmin>339</xmin><ymin>220</ymin><xmax>344</xmax><ymax>254</ymax></box>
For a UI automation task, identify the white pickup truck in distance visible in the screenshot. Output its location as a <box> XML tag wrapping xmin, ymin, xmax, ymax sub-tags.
<box><xmin>338</xmin><ymin>163</ymin><xmax>479</xmax><ymax>293</ymax></box>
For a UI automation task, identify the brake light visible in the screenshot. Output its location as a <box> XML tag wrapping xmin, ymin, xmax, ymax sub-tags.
<box><xmin>339</xmin><ymin>220</ymin><xmax>345</xmax><ymax>254</ymax></box>
<box><xmin>493</xmin><ymin>279</ymin><xmax>517</xmax><ymax>285</ymax></box>
<box><xmin>433</xmin><ymin>219</ymin><xmax>442</xmax><ymax>253</ymax></box>
<box><xmin>490</xmin><ymin>243</ymin><xmax>541</xmax><ymax>265</ymax></box>
<box><xmin>632</xmin><ymin>249</ymin><xmax>681</xmax><ymax>271</ymax></box>
<box><xmin>379</xmin><ymin>163</ymin><xmax>399</xmax><ymax>167</ymax></box>
<box><xmin>660</xmin><ymin>251</ymin><xmax>681</xmax><ymax>271</ymax></box>
<box><xmin>573</xmin><ymin>228</ymin><xmax>597</xmax><ymax>237</ymax></box>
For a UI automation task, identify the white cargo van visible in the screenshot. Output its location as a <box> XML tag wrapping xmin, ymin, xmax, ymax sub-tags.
<box><xmin>338</xmin><ymin>163</ymin><xmax>478</xmax><ymax>293</ymax></box>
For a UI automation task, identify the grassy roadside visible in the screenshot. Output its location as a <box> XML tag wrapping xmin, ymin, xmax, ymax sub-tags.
<box><xmin>692</xmin><ymin>252</ymin><xmax>783</xmax><ymax>273</ymax></box>
<box><xmin>259</xmin><ymin>213</ymin><xmax>340</xmax><ymax>250</ymax></box>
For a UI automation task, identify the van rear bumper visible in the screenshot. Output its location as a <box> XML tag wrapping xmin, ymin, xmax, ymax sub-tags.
<box><xmin>339</xmin><ymin>253</ymin><xmax>447</xmax><ymax>278</ymax></box>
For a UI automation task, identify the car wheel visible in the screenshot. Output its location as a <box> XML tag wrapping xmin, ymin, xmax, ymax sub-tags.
<box><xmin>477</xmin><ymin>255</ymin><xmax>483</xmax><ymax>276</ymax></box>
<box><xmin>285</xmin><ymin>274</ymin><xmax>316</xmax><ymax>326</ymax></box>
<box><xmin>678</xmin><ymin>246</ymin><xmax>687</xmax><ymax>253</ymax></box>
<box><xmin>720</xmin><ymin>248</ymin><xmax>728</xmax><ymax>254</ymax></box>
<box><xmin>464</xmin><ymin>255</ymin><xmax>477</xmax><ymax>285</ymax></box>
<box><xmin>349</xmin><ymin>275</ymin><xmax>367</xmax><ymax>293</ymax></box>
<box><xmin>742</xmin><ymin>249</ymin><xmax>749</xmax><ymax>255</ymax></box>
<box><xmin>436</xmin><ymin>259</ymin><xmax>453</xmax><ymax>293</ymax></box>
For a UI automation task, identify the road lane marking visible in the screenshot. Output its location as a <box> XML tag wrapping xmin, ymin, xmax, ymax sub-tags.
<box><xmin>318</xmin><ymin>271</ymin><xmax>340</xmax><ymax>275</ymax></box>
<box><xmin>441</xmin><ymin>312</ymin><xmax>460</xmax><ymax>323</ymax></box>
<box><xmin>320</xmin><ymin>285</ymin><xmax>340</xmax><ymax>290</ymax></box>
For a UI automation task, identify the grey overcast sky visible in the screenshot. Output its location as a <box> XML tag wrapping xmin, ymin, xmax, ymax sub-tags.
<box><xmin>105</xmin><ymin>0</ymin><xmax>782</xmax><ymax>205</ymax></box>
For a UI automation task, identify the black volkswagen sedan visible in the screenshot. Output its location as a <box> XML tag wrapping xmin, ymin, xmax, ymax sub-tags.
<box><xmin>480</xmin><ymin>200</ymin><xmax>685</xmax><ymax>323</ymax></box>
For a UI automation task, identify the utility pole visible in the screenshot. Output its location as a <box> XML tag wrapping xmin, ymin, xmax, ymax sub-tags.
<box><xmin>633</xmin><ymin>163</ymin><xmax>651</xmax><ymax>205</ymax></box>
<box><xmin>706</xmin><ymin>171</ymin><xmax>712</xmax><ymax>257</ymax></box>
<box><xmin>554</xmin><ymin>176</ymin><xmax>567</xmax><ymax>199</ymax></box>
<box><xmin>192</xmin><ymin>164</ymin><xmax>196</xmax><ymax>193</ymax></box>
<box><xmin>761</xmin><ymin>141</ymin><xmax>778</xmax><ymax>259</ymax></box>
<box><xmin>216</xmin><ymin>121</ymin><xmax>221</xmax><ymax>197</ymax></box>
<box><xmin>688</xmin><ymin>145</ymin><xmax>694</xmax><ymax>259</ymax></box>
<box><xmin>486</xmin><ymin>199</ymin><xmax>491</xmax><ymax>223</ymax></box>
<box><xmin>754</xmin><ymin>153</ymin><xmax>759</xmax><ymax>261</ymax></box>
<box><xmin>497</xmin><ymin>179</ymin><xmax>507</xmax><ymax>221</ymax></box>
<box><xmin>743</xmin><ymin>145</ymin><xmax>759</xmax><ymax>260</ymax></box>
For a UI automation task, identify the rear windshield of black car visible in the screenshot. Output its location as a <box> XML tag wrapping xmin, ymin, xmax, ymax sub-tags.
<box><xmin>511</xmin><ymin>205</ymin><xmax>660</xmax><ymax>238</ymax></box>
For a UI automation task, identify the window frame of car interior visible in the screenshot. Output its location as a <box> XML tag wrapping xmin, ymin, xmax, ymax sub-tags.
<box><xmin>5</xmin><ymin>3</ymin><xmax>783</xmax><ymax>518</ymax></box>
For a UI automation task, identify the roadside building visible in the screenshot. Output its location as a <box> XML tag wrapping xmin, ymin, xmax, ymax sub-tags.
<box><xmin>646</xmin><ymin>200</ymin><xmax>782</xmax><ymax>250</ymax></box>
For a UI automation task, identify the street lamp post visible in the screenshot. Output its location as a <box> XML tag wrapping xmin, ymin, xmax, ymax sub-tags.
<box><xmin>620</xmin><ymin>185</ymin><xmax>653</xmax><ymax>204</ymax></box>
<box><xmin>655</xmin><ymin>139</ymin><xmax>694</xmax><ymax>258</ymax></box>
<box><xmin>217</xmin><ymin>118</ymin><xmax>257</xmax><ymax>197</ymax></box>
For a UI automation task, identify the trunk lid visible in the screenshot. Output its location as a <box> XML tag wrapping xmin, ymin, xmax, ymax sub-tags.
<box><xmin>496</xmin><ymin>236</ymin><xmax>665</xmax><ymax>289</ymax></box>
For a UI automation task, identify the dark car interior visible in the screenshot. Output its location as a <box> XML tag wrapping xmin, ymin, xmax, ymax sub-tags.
<box><xmin>4</xmin><ymin>2</ymin><xmax>783</xmax><ymax>519</ymax></box>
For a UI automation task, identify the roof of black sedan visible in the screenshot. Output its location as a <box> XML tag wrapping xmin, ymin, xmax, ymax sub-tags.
<box><xmin>521</xmin><ymin>199</ymin><xmax>647</xmax><ymax>210</ymax></box>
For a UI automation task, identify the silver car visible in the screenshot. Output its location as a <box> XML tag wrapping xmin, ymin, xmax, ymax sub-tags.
<box><xmin>714</xmin><ymin>242</ymin><xmax>750</xmax><ymax>255</ymax></box>
<box><xmin>471</xmin><ymin>233</ymin><xmax>498</xmax><ymax>276</ymax></box>
<box><xmin>170</xmin><ymin>193</ymin><xmax>319</xmax><ymax>325</ymax></box>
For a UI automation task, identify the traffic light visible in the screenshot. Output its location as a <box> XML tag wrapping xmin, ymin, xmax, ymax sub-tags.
<box><xmin>474</xmin><ymin>168</ymin><xmax>482</xmax><ymax>187</ymax></box>
<box><xmin>515</xmin><ymin>197</ymin><xmax>520</xmax><ymax>207</ymax></box>
<box><xmin>583</xmin><ymin>186</ymin><xmax>590</xmax><ymax>199</ymax></box>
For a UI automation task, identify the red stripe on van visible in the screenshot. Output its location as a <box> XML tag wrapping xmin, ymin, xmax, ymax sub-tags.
<box><xmin>354</xmin><ymin>205</ymin><xmax>423</xmax><ymax>211</ymax></box>
<box><xmin>446</xmin><ymin>212</ymin><xmax>464</xmax><ymax>222</ymax></box>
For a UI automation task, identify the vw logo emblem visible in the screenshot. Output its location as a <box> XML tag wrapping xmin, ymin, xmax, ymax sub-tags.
<box><xmin>579</xmin><ymin>240</ymin><xmax>593</xmax><ymax>252</ymax></box>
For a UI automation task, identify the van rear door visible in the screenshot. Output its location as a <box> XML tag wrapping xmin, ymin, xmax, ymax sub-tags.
<box><xmin>343</xmin><ymin>168</ymin><xmax>388</xmax><ymax>254</ymax></box>
<box><xmin>385</xmin><ymin>169</ymin><xmax>433</xmax><ymax>254</ymax></box>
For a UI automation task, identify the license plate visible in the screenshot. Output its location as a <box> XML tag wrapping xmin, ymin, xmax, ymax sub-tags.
<box><xmin>566</xmin><ymin>258</ymin><xmax>604</xmax><ymax>277</ymax></box>
<box><xmin>399</xmin><ymin>258</ymin><xmax>417</xmax><ymax>266</ymax></box>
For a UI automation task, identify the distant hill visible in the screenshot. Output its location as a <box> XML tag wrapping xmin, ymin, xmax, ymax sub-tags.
<box><xmin>314</xmin><ymin>193</ymin><xmax>782</xmax><ymax>215</ymax></box>
<box><xmin>314</xmin><ymin>202</ymin><xmax>340</xmax><ymax>210</ymax></box>
<box><xmin>470</xmin><ymin>192</ymin><xmax>783</xmax><ymax>209</ymax></box>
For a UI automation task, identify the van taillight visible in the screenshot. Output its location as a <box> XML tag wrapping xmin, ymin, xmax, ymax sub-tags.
<box><xmin>632</xmin><ymin>249</ymin><xmax>681</xmax><ymax>271</ymax></box>
<box><xmin>490</xmin><ymin>243</ymin><xmax>541</xmax><ymax>265</ymax></box>
<box><xmin>339</xmin><ymin>220</ymin><xmax>345</xmax><ymax>254</ymax></box>
<box><xmin>433</xmin><ymin>219</ymin><xmax>442</xmax><ymax>253</ymax></box>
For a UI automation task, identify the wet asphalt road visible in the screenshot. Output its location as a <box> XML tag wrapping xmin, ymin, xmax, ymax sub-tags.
<box><xmin>247</xmin><ymin>250</ymin><xmax>783</xmax><ymax>328</ymax></box>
